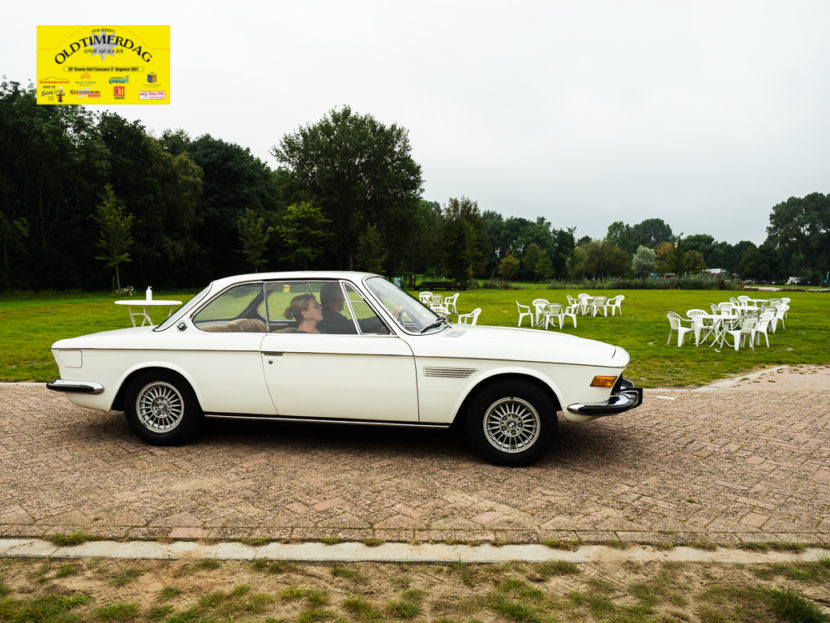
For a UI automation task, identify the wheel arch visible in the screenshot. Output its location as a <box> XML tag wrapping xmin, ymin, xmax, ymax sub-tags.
<box><xmin>111</xmin><ymin>365</ymin><xmax>202</xmax><ymax>413</ymax></box>
<box><xmin>451</xmin><ymin>372</ymin><xmax>562</xmax><ymax>426</ymax></box>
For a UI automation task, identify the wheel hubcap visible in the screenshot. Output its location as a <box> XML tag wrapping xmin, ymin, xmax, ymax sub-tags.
<box><xmin>136</xmin><ymin>381</ymin><xmax>184</xmax><ymax>433</ymax></box>
<box><xmin>483</xmin><ymin>396</ymin><xmax>541</xmax><ymax>453</ymax></box>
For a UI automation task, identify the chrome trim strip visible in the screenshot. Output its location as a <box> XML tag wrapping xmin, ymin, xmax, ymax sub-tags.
<box><xmin>423</xmin><ymin>367</ymin><xmax>477</xmax><ymax>378</ymax></box>
<box><xmin>567</xmin><ymin>388</ymin><xmax>643</xmax><ymax>416</ymax></box>
<box><xmin>204</xmin><ymin>413</ymin><xmax>449</xmax><ymax>428</ymax></box>
<box><xmin>46</xmin><ymin>380</ymin><xmax>104</xmax><ymax>394</ymax></box>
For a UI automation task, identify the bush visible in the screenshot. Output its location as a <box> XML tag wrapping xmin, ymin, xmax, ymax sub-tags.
<box><xmin>545</xmin><ymin>276</ymin><xmax>743</xmax><ymax>290</ymax></box>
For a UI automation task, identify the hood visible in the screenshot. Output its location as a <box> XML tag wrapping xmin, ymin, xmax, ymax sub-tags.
<box><xmin>405</xmin><ymin>324</ymin><xmax>628</xmax><ymax>368</ymax></box>
<box><xmin>51</xmin><ymin>325</ymin><xmax>155</xmax><ymax>350</ymax></box>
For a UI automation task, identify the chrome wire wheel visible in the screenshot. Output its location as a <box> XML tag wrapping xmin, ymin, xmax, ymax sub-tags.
<box><xmin>135</xmin><ymin>381</ymin><xmax>185</xmax><ymax>433</ymax></box>
<box><xmin>482</xmin><ymin>396</ymin><xmax>541</xmax><ymax>454</ymax></box>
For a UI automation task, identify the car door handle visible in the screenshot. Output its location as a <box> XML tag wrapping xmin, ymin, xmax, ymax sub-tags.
<box><xmin>262</xmin><ymin>352</ymin><xmax>284</xmax><ymax>357</ymax></box>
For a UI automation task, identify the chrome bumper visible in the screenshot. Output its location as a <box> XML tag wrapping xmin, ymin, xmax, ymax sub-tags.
<box><xmin>567</xmin><ymin>378</ymin><xmax>643</xmax><ymax>416</ymax></box>
<box><xmin>46</xmin><ymin>379</ymin><xmax>104</xmax><ymax>394</ymax></box>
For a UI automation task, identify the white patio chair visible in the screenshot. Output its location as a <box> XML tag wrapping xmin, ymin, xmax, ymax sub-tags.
<box><xmin>543</xmin><ymin>303</ymin><xmax>563</xmax><ymax>330</ymax></box>
<box><xmin>771</xmin><ymin>303</ymin><xmax>788</xmax><ymax>333</ymax></box>
<box><xmin>591</xmin><ymin>295</ymin><xmax>608</xmax><ymax>317</ymax></box>
<box><xmin>457</xmin><ymin>308</ymin><xmax>481</xmax><ymax>325</ymax></box>
<box><xmin>531</xmin><ymin>298</ymin><xmax>550</xmax><ymax>327</ymax></box>
<box><xmin>418</xmin><ymin>291</ymin><xmax>433</xmax><ymax>304</ymax></box>
<box><xmin>443</xmin><ymin>292</ymin><xmax>459</xmax><ymax>315</ymax></box>
<box><xmin>561</xmin><ymin>301</ymin><xmax>578</xmax><ymax>328</ymax></box>
<box><xmin>752</xmin><ymin>311</ymin><xmax>774</xmax><ymax>348</ymax></box>
<box><xmin>724</xmin><ymin>315</ymin><xmax>756</xmax><ymax>351</ymax></box>
<box><xmin>685</xmin><ymin>309</ymin><xmax>711</xmax><ymax>346</ymax></box>
<box><xmin>577</xmin><ymin>293</ymin><xmax>591</xmax><ymax>315</ymax></box>
<box><xmin>606</xmin><ymin>294</ymin><xmax>625</xmax><ymax>316</ymax></box>
<box><xmin>516</xmin><ymin>301</ymin><xmax>533</xmax><ymax>327</ymax></box>
<box><xmin>666</xmin><ymin>311</ymin><xmax>693</xmax><ymax>347</ymax></box>
<box><xmin>737</xmin><ymin>295</ymin><xmax>750</xmax><ymax>304</ymax></box>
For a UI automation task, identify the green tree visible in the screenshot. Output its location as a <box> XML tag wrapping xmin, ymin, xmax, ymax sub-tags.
<box><xmin>631</xmin><ymin>218</ymin><xmax>673</xmax><ymax>249</ymax></box>
<box><xmin>236</xmin><ymin>208</ymin><xmax>272</xmax><ymax>272</ymax></box>
<box><xmin>631</xmin><ymin>245</ymin><xmax>657</xmax><ymax>276</ymax></box>
<box><xmin>356</xmin><ymin>223</ymin><xmax>387</xmax><ymax>273</ymax></box>
<box><xmin>498</xmin><ymin>254</ymin><xmax>520</xmax><ymax>284</ymax></box>
<box><xmin>571</xmin><ymin>240</ymin><xmax>629</xmax><ymax>278</ymax></box>
<box><xmin>273</xmin><ymin>106</ymin><xmax>423</xmax><ymax>270</ymax></box>
<box><xmin>441</xmin><ymin>197</ymin><xmax>488</xmax><ymax>286</ymax></box>
<box><xmin>278</xmin><ymin>201</ymin><xmax>332</xmax><ymax>269</ymax></box>
<box><xmin>684</xmin><ymin>249</ymin><xmax>706</xmax><ymax>273</ymax></box>
<box><xmin>606</xmin><ymin>220</ymin><xmax>636</xmax><ymax>254</ymax></box>
<box><xmin>92</xmin><ymin>184</ymin><xmax>134</xmax><ymax>290</ymax></box>
<box><xmin>163</xmin><ymin>131</ymin><xmax>282</xmax><ymax>280</ymax></box>
<box><xmin>522</xmin><ymin>242</ymin><xmax>543</xmax><ymax>281</ymax></box>
<box><xmin>765</xmin><ymin>193</ymin><xmax>830</xmax><ymax>282</ymax></box>
<box><xmin>535</xmin><ymin>250</ymin><xmax>554</xmax><ymax>281</ymax></box>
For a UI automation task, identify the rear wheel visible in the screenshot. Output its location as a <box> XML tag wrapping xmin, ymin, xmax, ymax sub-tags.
<box><xmin>466</xmin><ymin>380</ymin><xmax>557</xmax><ymax>466</ymax></box>
<box><xmin>124</xmin><ymin>371</ymin><xmax>203</xmax><ymax>445</ymax></box>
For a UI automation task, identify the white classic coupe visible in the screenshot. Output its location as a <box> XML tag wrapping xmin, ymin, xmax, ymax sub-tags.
<box><xmin>47</xmin><ymin>272</ymin><xmax>643</xmax><ymax>466</ymax></box>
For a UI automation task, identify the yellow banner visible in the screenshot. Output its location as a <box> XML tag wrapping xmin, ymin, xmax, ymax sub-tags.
<box><xmin>37</xmin><ymin>25</ymin><xmax>170</xmax><ymax>105</ymax></box>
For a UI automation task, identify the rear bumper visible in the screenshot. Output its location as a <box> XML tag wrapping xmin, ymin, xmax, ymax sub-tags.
<box><xmin>567</xmin><ymin>378</ymin><xmax>643</xmax><ymax>416</ymax></box>
<box><xmin>46</xmin><ymin>379</ymin><xmax>104</xmax><ymax>394</ymax></box>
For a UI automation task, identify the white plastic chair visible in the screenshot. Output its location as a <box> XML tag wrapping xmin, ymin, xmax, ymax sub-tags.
<box><xmin>457</xmin><ymin>308</ymin><xmax>481</xmax><ymax>325</ymax></box>
<box><xmin>666</xmin><ymin>311</ymin><xmax>693</xmax><ymax>347</ymax></box>
<box><xmin>771</xmin><ymin>304</ymin><xmax>788</xmax><ymax>333</ymax></box>
<box><xmin>543</xmin><ymin>303</ymin><xmax>563</xmax><ymax>330</ymax></box>
<box><xmin>606</xmin><ymin>295</ymin><xmax>625</xmax><ymax>316</ymax></box>
<box><xmin>418</xmin><ymin>291</ymin><xmax>433</xmax><ymax>304</ymax></box>
<box><xmin>531</xmin><ymin>298</ymin><xmax>550</xmax><ymax>327</ymax></box>
<box><xmin>443</xmin><ymin>292</ymin><xmax>459</xmax><ymax>315</ymax></box>
<box><xmin>725</xmin><ymin>315</ymin><xmax>757</xmax><ymax>351</ymax></box>
<box><xmin>561</xmin><ymin>301</ymin><xmax>578</xmax><ymax>328</ymax></box>
<box><xmin>753</xmin><ymin>311</ymin><xmax>773</xmax><ymax>347</ymax></box>
<box><xmin>591</xmin><ymin>295</ymin><xmax>608</xmax><ymax>317</ymax></box>
<box><xmin>577</xmin><ymin>293</ymin><xmax>591</xmax><ymax>315</ymax></box>
<box><xmin>685</xmin><ymin>309</ymin><xmax>711</xmax><ymax>346</ymax></box>
<box><xmin>516</xmin><ymin>301</ymin><xmax>533</xmax><ymax>327</ymax></box>
<box><xmin>737</xmin><ymin>295</ymin><xmax>750</xmax><ymax>304</ymax></box>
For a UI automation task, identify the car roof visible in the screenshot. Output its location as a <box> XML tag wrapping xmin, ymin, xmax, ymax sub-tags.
<box><xmin>208</xmin><ymin>271</ymin><xmax>379</xmax><ymax>292</ymax></box>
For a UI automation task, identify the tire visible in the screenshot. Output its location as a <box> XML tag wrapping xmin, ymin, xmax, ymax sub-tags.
<box><xmin>124</xmin><ymin>371</ymin><xmax>203</xmax><ymax>445</ymax></box>
<box><xmin>465</xmin><ymin>380</ymin><xmax>557</xmax><ymax>466</ymax></box>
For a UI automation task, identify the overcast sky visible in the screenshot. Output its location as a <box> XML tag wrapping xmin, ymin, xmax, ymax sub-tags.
<box><xmin>4</xmin><ymin>1</ymin><xmax>830</xmax><ymax>244</ymax></box>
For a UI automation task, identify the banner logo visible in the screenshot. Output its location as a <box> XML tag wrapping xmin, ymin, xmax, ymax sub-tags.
<box><xmin>37</xmin><ymin>25</ymin><xmax>170</xmax><ymax>105</ymax></box>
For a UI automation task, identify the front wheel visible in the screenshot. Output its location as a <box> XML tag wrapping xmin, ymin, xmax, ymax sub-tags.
<box><xmin>465</xmin><ymin>380</ymin><xmax>557</xmax><ymax>466</ymax></box>
<box><xmin>124</xmin><ymin>371</ymin><xmax>203</xmax><ymax>445</ymax></box>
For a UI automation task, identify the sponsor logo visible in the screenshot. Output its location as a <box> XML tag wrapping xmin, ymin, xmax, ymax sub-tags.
<box><xmin>147</xmin><ymin>72</ymin><xmax>157</xmax><ymax>83</ymax></box>
<box><xmin>108</xmin><ymin>76</ymin><xmax>129</xmax><ymax>84</ymax></box>
<box><xmin>70</xmin><ymin>88</ymin><xmax>101</xmax><ymax>98</ymax></box>
<box><xmin>139</xmin><ymin>90</ymin><xmax>165</xmax><ymax>100</ymax></box>
<box><xmin>39</xmin><ymin>75</ymin><xmax>69</xmax><ymax>84</ymax></box>
<box><xmin>113</xmin><ymin>86</ymin><xmax>126</xmax><ymax>99</ymax></box>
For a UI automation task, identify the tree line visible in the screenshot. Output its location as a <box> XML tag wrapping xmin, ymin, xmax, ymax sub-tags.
<box><xmin>1</xmin><ymin>79</ymin><xmax>827</xmax><ymax>291</ymax></box>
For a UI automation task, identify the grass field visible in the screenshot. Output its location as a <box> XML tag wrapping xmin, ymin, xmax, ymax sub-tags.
<box><xmin>1</xmin><ymin>288</ymin><xmax>827</xmax><ymax>387</ymax></box>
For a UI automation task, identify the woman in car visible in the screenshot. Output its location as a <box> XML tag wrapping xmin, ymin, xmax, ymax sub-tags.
<box><xmin>284</xmin><ymin>293</ymin><xmax>323</xmax><ymax>334</ymax></box>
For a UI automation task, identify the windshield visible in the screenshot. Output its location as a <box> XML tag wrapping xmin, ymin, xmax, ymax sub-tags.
<box><xmin>154</xmin><ymin>284</ymin><xmax>211</xmax><ymax>331</ymax></box>
<box><xmin>363</xmin><ymin>276</ymin><xmax>445</xmax><ymax>334</ymax></box>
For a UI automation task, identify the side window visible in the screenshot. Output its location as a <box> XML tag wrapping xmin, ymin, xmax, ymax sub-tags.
<box><xmin>344</xmin><ymin>284</ymin><xmax>389</xmax><ymax>335</ymax></box>
<box><xmin>263</xmin><ymin>281</ymin><xmax>330</xmax><ymax>333</ymax></box>
<box><xmin>193</xmin><ymin>283</ymin><xmax>266</xmax><ymax>332</ymax></box>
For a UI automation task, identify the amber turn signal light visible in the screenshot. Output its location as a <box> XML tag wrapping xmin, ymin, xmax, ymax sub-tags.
<box><xmin>590</xmin><ymin>375</ymin><xmax>617</xmax><ymax>388</ymax></box>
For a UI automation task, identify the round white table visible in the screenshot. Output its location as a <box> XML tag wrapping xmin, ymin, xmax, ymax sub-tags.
<box><xmin>114</xmin><ymin>299</ymin><xmax>182</xmax><ymax>327</ymax></box>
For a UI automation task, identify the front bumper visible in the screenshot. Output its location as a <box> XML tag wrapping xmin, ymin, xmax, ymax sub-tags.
<box><xmin>46</xmin><ymin>379</ymin><xmax>104</xmax><ymax>394</ymax></box>
<box><xmin>567</xmin><ymin>378</ymin><xmax>643</xmax><ymax>416</ymax></box>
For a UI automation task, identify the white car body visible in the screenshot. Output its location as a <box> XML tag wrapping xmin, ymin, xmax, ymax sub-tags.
<box><xmin>48</xmin><ymin>272</ymin><xmax>642</xmax><ymax>465</ymax></box>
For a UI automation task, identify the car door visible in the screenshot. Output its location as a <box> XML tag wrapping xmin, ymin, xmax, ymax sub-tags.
<box><xmin>259</xmin><ymin>280</ymin><xmax>419</xmax><ymax>422</ymax></box>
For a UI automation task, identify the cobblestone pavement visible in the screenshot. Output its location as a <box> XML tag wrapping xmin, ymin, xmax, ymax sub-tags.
<box><xmin>1</xmin><ymin>366</ymin><xmax>828</xmax><ymax>546</ymax></box>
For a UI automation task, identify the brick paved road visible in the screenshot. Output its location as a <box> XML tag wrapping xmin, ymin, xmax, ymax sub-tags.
<box><xmin>1</xmin><ymin>368</ymin><xmax>828</xmax><ymax>545</ymax></box>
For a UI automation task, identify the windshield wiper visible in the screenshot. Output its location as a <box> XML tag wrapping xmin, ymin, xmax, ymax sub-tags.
<box><xmin>420</xmin><ymin>317</ymin><xmax>449</xmax><ymax>333</ymax></box>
